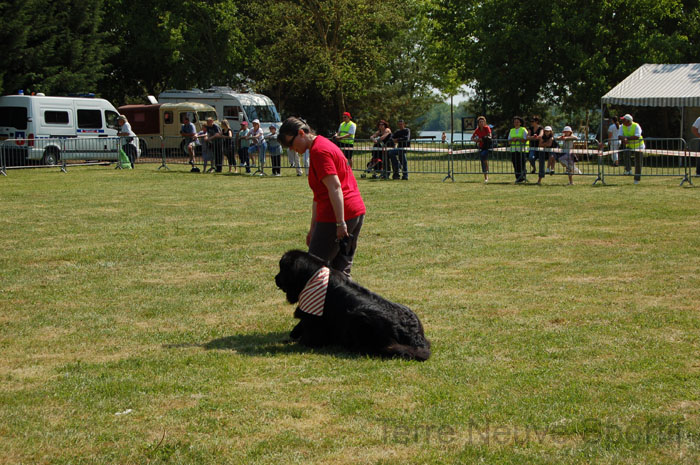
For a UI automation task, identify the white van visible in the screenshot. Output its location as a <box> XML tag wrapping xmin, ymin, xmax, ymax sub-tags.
<box><xmin>157</xmin><ymin>87</ymin><xmax>282</xmax><ymax>133</ymax></box>
<box><xmin>0</xmin><ymin>94</ymin><xmax>128</xmax><ymax>165</ymax></box>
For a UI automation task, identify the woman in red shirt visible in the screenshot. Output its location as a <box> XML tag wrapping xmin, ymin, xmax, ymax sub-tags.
<box><xmin>471</xmin><ymin>116</ymin><xmax>492</xmax><ymax>183</ymax></box>
<box><xmin>278</xmin><ymin>117</ymin><xmax>366</xmax><ymax>276</ymax></box>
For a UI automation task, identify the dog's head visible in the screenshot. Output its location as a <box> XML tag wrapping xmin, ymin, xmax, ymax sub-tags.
<box><xmin>275</xmin><ymin>250</ymin><xmax>327</xmax><ymax>304</ymax></box>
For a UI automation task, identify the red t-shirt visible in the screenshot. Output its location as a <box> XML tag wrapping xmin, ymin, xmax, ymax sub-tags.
<box><xmin>472</xmin><ymin>126</ymin><xmax>492</xmax><ymax>149</ymax></box>
<box><xmin>308</xmin><ymin>135</ymin><xmax>366</xmax><ymax>223</ymax></box>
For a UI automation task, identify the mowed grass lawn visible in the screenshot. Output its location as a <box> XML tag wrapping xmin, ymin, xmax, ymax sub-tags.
<box><xmin>1</xmin><ymin>165</ymin><xmax>699</xmax><ymax>465</ymax></box>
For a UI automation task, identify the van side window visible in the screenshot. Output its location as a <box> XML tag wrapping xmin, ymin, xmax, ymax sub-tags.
<box><xmin>223</xmin><ymin>106</ymin><xmax>241</xmax><ymax>119</ymax></box>
<box><xmin>181</xmin><ymin>112</ymin><xmax>196</xmax><ymax>123</ymax></box>
<box><xmin>164</xmin><ymin>112</ymin><xmax>173</xmax><ymax>124</ymax></box>
<box><xmin>105</xmin><ymin>110</ymin><xmax>120</xmax><ymax>130</ymax></box>
<box><xmin>78</xmin><ymin>109</ymin><xmax>103</xmax><ymax>129</ymax></box>
<box><xmin>0</xmin><ymin>106</ymin><xmax>28</xmax><ymax>130</ymax></box>
<box><xmin>44</xmin><ymin>111</ymin><xmax>69</xmax><ymax>125</ymax></box>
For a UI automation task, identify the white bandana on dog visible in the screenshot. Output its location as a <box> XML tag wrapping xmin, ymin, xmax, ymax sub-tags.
<box><xmin>298</xmin><ymin>266</ymin><xmax>330</xmax><ymax>316</ymax></box>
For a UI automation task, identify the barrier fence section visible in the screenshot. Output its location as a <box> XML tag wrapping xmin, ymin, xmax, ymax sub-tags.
<box><xmin>1</xmin><ymin>134</ymin><xmax>697</xmax><ymax>186</ymax></box>
<box><xmin>0</xmin><ymin>137</ymin><xmax>121</xmax><ymax>173</ymax></box>
<box><xmin>599</xmin><ymin>138</ymin><xmax>692</xmax><ymax>186</ymax></box>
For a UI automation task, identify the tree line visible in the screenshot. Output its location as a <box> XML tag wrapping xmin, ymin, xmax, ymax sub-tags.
<box><xmin>1</xmin><ymin>0</ymin><xmax>698</xmax><ymax>136</ymax></box>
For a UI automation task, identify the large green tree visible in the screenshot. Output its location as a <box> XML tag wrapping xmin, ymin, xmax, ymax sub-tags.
<box><xmin>0</xmin><ymin>0</ymin><xmax>112</xmax><ymax>96</ymax></box>
<box><xmin>101</xmin><ymin>0</ymin><xmax>246</xmax><ymax>105</ymax></box>
<box><xmin>240</xmin><ymin>0</ymin><xmax>438</xmax><ymax>136</ymax></box>
<box><xmin>427</xmin><ymin>0</ymin><xmax>700</xmax><ymax>129</ymax></box>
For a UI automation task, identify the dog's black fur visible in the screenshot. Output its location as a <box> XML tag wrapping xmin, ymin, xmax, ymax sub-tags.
<box><xmin>275</xmin><ymin>250</ymin><xmax>431</xmax><ymax>361</ymax></box>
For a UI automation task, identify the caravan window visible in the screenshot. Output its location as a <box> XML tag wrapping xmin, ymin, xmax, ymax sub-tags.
<box><xmin>105</xmin><ymin>110</ymin><xmax>120</xmax><ymax>130</ymax></box>
<box><xmin>0</xmin><ymin>106</ymin><xmax>28</xmax><ymax>129</ymax></box>
<box><xmin>223</xmin><ymin>106</ymin><xmax>242</xmax><ymax>119</ymax></box>
<box><xmin>198</xmin><ymin>110</ymin><xmax>217</xmax><ymax>122</ymax></box>
<box><xmin>164</xmin><ymin>111</ymin><xmax>173</xmax><ymax>124</ymax></box>
<box><xmin>242</xmin><ymin>105</ymin><xmax>280</xmax><ymax>123</ymax></box>
<box><xmin>77</xmin><ymin>109</ymin><xmax>103</xmax><ymax>129</ymax></box>
<box><xmin>44</xmin><ymin>111</ymin><xmax>69</xmax><ymax>125</ymax></box>
<box><xmin>180</xmin><ymin>112</ymin><xmax>197</xmax><ymax>123</ymax></box>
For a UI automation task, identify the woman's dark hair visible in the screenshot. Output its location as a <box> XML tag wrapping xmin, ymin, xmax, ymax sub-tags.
<box><xmin>611</xmin><ymin>115</ymin><xmax>619</xmax><ymax>128</ymax></box>
<box><xmin>278</xmin><ymin>116</ymin><xmax>314</xmax><ymax>147</ymax></box>
<box><xmin>378</xmin><ymin>119</ymin><xmax>388</xmax><ymax>128</ymax></box>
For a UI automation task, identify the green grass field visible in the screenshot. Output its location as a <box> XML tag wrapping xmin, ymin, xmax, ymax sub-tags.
<box><xmin>1</xmin><ymin>165</ymin><xmax>699</xmax><ymax>464</ymax></box>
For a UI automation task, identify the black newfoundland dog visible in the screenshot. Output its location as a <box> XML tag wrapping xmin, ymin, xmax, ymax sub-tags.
<box><xmin>275</xmin><ymin>250</ymin><xmax>431</xmax><ymax>361</ymax></box>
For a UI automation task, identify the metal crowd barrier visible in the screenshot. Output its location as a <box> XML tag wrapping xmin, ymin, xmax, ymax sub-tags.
<box><xmin>599</xmin><ymin>138</ymin><xmax>692</xmax><ymax>186</ymax></box>
<box><xmin>0</xmin><ymin>137</ymin><xmax>121</xmax><ymax>173</ymax></box>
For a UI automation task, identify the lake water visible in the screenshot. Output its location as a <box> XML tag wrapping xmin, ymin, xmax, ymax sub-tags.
<box><xmin>418</xmin><ymin>130</ymin><xmax>472</xmax><ymax>143</ymax></box>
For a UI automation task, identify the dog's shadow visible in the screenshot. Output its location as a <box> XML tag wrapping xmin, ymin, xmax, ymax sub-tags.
<box><xmin>166</xmin><ymin>331</ymin><xmax>362</xmax><ymax>359</ymax></box>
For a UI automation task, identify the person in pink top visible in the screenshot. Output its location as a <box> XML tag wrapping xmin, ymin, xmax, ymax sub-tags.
<box><xmin>278</xmin><ymin>117</ymin><xmax>366</xmax><ymax>275</ymax></box>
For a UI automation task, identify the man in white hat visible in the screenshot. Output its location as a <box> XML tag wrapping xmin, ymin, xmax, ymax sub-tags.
<box><xmin>618</xmin><ymin>114</ymin><xmax>645</xmax><ymax>183</ymax></box>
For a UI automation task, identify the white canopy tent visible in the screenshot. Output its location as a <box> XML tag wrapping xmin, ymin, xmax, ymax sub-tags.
<box><xmin>601</xmin><ymin>63</ymin><xmax>700</xmax><ymax>138</ymax></box>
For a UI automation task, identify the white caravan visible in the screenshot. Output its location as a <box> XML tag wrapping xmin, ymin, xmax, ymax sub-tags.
<box><xmin>157</xmin><ymin>87</ymin><xmax>282</xmax><ymax>133</ymax></box>
<box><xmin>0</xmin><ymin>94</ymin><xmax>128</xmax><ymax>165</ymax></box>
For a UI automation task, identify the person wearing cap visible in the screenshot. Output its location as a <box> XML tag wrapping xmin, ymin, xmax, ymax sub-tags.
<box><xmin>180</xmin><ymin>115</ymin><xmax>198</xmax><ymax>168</ymax></box>
<box><xmin>237</xmin><ymin>121</ymin><xmax>251</xmax><ymax>173</ymax></box>
<box><xmin>557</xmin><ymin>126</ymin><xmax>581</xmax><ymax>185</ymax></box>
<box><xmin>540</xmin><ymin>126</ymin><xmax>557</xmax><ymax>178</ymax></box>
<box><xmin>471</xmin><ymin>116</ymin><xmax>492</xmax><ymax>183</ymax></box>
<box><xmin>618</xmin><ymin>114</ymin><xmax>645</xmax><ymax>183</ymax></box>
<box><xmin>333</xmin><ymin>112</ymin><xmax>357</xmax><ymax>167</ymax></box>
<box><xmin>508</xmin><ymin>116</ymin><xmax>529</xmax><ymax>183</ymax></box>
<box><xmin>117</xmin><ymin>114</ymin><xmax>138</xmax><ymax>169</ymax></box>
<box><xmin>248</xmin><ymin>119</ymin><xmax>267</xmax><ymax>174</ymax></box>
<box><xmin>266</xmin><ymin>125</ymin><xmax>282</xmax><ymax>176</ymax></box>
<box><xmin>278</xmin><ymin>116</ymin><xmax>366</xmax><ymax>276</ymax></box>
<box><xmin>389</xmin><ymin>119</ymin><xmax>411</xmax><ymax>180</ymax></box>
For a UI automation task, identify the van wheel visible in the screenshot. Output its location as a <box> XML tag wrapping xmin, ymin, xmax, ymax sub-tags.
<box><xmin>42</xmin><ymin>148</ymin><xmax>60</xmax><ymax>166</ymax></box>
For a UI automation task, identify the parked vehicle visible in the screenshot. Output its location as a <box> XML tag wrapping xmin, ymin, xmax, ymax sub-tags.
<box><xmin>118</xmin><ymin>101</ymin><xmax>217</xmax><ymax>156</ymax></box>
<box><xmin>157</xmin><ymin>87</ymin><xmax>281</xmax><ymax>133</ymax></box>
<box><xmin>0</xmin><ymin>94</ymin><xmax>127</xmax><ymax>165</ymax></box>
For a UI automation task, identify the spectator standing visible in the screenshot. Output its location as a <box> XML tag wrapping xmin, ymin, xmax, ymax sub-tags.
<box><xmin>278</xmin><ymin>117</ymin><xmax>366</xmax><ymax>276</ymax></box>
<box><xmin>540</xmin><ymin>126</ymin><xmax>556</xmax><ymax>177</ymax></box>
<box><xmin>202</xmin><ymin>117</ymin><xmax>222</xmax><ymax>173</ymax></box>
<box><xmin>267</xmin><ymin>125</ymin><xmax>282</xmax><ymax>176</ymax></box>
<box><xmin>389</xmin><ymin>119</ymin><xmax>410</xmax><ymax>180</ymax></box>
<box><xmin>691</xmin><ymin>116</ymin><xmax>700</xmax><ymax>176</ymax></box>
<box><xmin>180</xmin><ymin>115</ymin><xmax>198</xmax><ymax>169</ymax></box>
<box><xmin>117</xmin><ymin>114</ymin><xmax>138</xmax><ymax>169</ymax></box>
<box><xmin>508</xmin><ymin>116</ymin><xmax>529</xmax><ymax>183</ymax></box>
<box><xmin>237</xmin><ymin>121</ymin><xmax>251</xmax><ymax>173</ymax></box>
<box><xmin>287</xmin><ymin>148</ymin><xmax>303</xmax><ymax>176</ymax></box>
<box><xmin>471</xmin><ymin>116</ymin><xmax>492</xmax><ymax>183</ymax></box>
<box><xmin>527</xmin><ymin>116</ymin><xmax>544</xmax><ymax>176</ymax></box>
<box><xmin>333</xmin><ymin>111</ymin><xmax>357</xmax><ymax>168</ymax></box>
<box><xmin>557</xmin><ymin>126</ymin><xmax>581</xmax><ymax>185</ymax></box>
<box><xmin>370</xmin><ymin>120</ymin><xmax>394</xmax><ymax>179</ymax></box>
<box><xmin>618</xmin><ymin>114</ymin><xmax>645</xmax><ymax>184</ymax></box>
<box><xmin>248</xmin><ymin>119</ymin><xmax>267</xmax><ymax>174</ymax></box>
<box><xmin>607</xmin><ymin>116</ymin><xmax>621</xmax><ymax>166</ymax></box>
<box><xmin>220</xmin><ymin>120</ymin><xmax>236</xmax><ymax>173</ymax></box>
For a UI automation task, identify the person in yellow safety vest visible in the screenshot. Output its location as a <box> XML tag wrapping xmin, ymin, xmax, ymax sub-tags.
<box><xmin>618</xmin><ymin>113</ymin><xmax>645</xmax><ymax>184</ymax></box>
<box><xmin>508</xmin><ymin>116</ymin><xmax>530</xmax><ymax>183</ymax></box>
<box><xmin>333</xmin><ymin>111</ymin><xmax>357</xmax><ymax>168</ymax></box>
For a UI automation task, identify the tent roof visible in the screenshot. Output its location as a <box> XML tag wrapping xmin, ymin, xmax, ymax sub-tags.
<box><xmin>601</xmin><ymin>63</ymin><xmax>700</xmax><ymax>107</ymax></box>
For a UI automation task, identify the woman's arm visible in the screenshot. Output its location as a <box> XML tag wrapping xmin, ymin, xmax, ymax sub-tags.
<box><xmin>321</xmin><ymin>174</ymin><xmax>348</xmax><ymax>240</ymax></box>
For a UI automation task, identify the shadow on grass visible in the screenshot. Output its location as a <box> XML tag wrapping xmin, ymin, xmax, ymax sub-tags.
<box><xmin>165</xmin><ymin>331</ymin><xmax>363</xmax><ymax>359</ymax></box>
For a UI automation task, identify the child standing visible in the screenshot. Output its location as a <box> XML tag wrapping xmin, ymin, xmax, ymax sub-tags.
<box><xmin>557</xmin><ymin>126</ymin><xmax>581</xmax><ymax>185</ymax></box>
<box><xmin>266</xmin><ymin>125</ymin><xmax>282</xmax><ymax>176</ymax></box>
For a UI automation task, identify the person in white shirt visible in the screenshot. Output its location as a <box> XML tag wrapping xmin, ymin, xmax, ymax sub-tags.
<box><xmin>691</xmin><ymin>116</ymin><xmax>700</xmax><ymax>176</ymax></box>
<box><xmin>607</xmin><ymin>116</ymin><xmax>621</xmax><ymax>166</ymax></box>
<box><xmin>117</xmin><ymin>115</ymin><xmax>138</xmax><ymax>168</ymax></box>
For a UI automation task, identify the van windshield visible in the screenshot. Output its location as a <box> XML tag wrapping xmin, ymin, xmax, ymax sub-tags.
<box><xmin>243</xmin><ymin>105</ymin><xmax>280</xmax><ymax>123</ymax></box>
<box><xmin>0</xmin><ymin>106</ymin><xmax>28</xmax><ymax>130</ymax></box>
<box><xmin>198</xmin><ymin>111</ymin><xmax>218</xmax><ymax>122</ymax></box>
